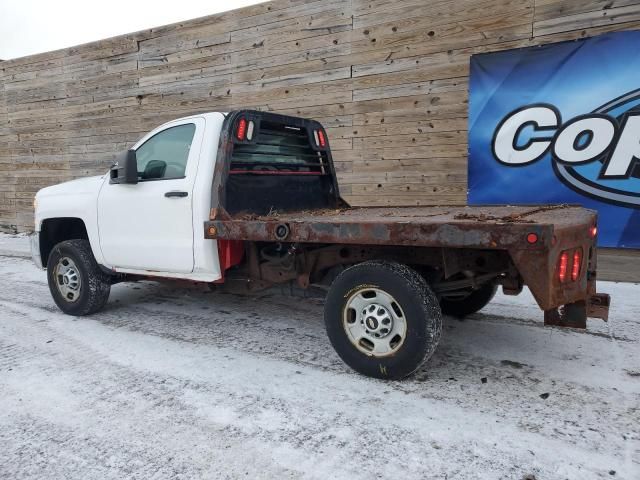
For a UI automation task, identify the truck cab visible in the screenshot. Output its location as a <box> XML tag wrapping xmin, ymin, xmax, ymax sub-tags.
<box><xmin>34</xmin><ymin>112</ymin><xmax>226</xmax><ymax>282</ymax></box>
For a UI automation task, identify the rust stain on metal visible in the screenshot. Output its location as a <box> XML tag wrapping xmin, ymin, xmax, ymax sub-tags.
<box><xmin>587</xmin><ymin>293</ymin><xmax>611</xmax><ymax>321</ymax></box>
<box><xmin>210</xmin><ymin>207</ymin><xmax>231</xmax><ymax>221</ymax></box>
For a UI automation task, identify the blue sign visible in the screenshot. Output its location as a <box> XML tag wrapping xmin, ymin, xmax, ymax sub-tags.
<box><xmin>469</xmin><ymin>31</ymin><xmax>640</xmax><ymax>248</ymax></box>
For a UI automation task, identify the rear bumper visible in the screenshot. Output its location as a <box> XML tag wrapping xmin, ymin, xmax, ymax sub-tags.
<box><xmin>30</xmin><ymin>232</ymin><xmax>44</xmax><ymax>270</ymax></box>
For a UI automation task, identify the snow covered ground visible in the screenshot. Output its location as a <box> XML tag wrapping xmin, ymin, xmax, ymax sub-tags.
<box><xmin>0</xmin><ymin>232</ymin><xmax>30</xmax><ymax>258</ymax></box>
<box><xmin>0</xmin><ymin>234</ymin><xmax>638</xmax><ymax>479</ymax></box>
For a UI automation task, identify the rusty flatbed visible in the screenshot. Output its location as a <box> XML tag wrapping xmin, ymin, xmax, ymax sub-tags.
<box><xmin>206</xmin><ymin>204</ymin><xmax>606</xmax><ymax>316</ymax></box>
<box><xmin>205</xmin><ymin>204</ymin><xmax>595</xmax><ymax>251</ymax></box>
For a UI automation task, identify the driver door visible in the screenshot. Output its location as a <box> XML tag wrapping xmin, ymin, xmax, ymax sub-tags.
<box><xmin>97</xmin><ymin>117</ymin><xmax>205</xmax><ymax>273</ymax></box>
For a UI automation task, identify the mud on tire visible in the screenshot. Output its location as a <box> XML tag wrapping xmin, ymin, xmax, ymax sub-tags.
<box><xmin>46</xmin><ymin>239</ymin><xmax>111</xmax><ymax>316</ymax></box>
<box><xmin>324</xmin><ymin>260</ymin><xmax>442</xmax><ymax>380</ymax></box>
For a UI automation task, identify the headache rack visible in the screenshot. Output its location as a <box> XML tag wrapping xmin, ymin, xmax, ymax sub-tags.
<box><xmin>230</xmin><ymin>118</ymin><xmax>331</xmax><ymax>175</ymax></box>
<box><xmin>214</xmin><ymin>110</ymin><xmax>342</xmax><ymax>216</ymax></box>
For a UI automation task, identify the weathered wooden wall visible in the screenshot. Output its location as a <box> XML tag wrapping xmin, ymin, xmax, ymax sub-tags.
<box><xmin>1</xmin><ymin>0</ymin><xmax>640</xmax><ymax>233</ymax></box>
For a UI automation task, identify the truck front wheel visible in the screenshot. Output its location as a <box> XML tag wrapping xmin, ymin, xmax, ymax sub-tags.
<box><xmin>47</xmin><ymin>239</ymin><xmax>111</xmax><ymax>316</ymax></box>
<box><xmin>324</xmin><ymin>261</ymin><xmax>442</xmax><ymax>380</ymax></box>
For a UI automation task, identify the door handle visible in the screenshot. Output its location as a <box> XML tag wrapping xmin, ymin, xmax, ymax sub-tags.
<box><xmin>165</xmin><ymin>191</ymin><xmax>188</xmax><ymax>198</ymax></box>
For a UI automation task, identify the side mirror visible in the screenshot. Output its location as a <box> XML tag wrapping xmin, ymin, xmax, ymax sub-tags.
<box><xmin>110</xmin><ymin>149</ymin><xmax>138</xmax><ymax>184</ymax></box>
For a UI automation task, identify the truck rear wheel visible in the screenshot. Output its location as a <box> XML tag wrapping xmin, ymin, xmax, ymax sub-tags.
<box><xmin>440</xmin><ymin>282</ymin><xmax>497</xmax><ymax>318</ymax></box>
<box><xmin>324</xmin><ymin>261</ymin><xmax>442</xmax><ymax>380</ymax></box>
<box><xmin>47</xmin><ymin>239</ymin><xmax>111</xmax><ymax>316</ymax></box>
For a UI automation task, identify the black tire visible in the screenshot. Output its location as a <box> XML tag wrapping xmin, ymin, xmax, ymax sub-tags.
<box><xmin>324</xmin><ymin>261</ymin><xmax>442</xmax><ymax>380</ymax></box>
<box><xmin>47</xmin><ymin>239</ymin><xmax>111</xmax><ymax>316</ymax></box>
<box><xmin>440</xmin><ymin>282</ymin><xmax>497</xmax><ymax>318</ymax></box>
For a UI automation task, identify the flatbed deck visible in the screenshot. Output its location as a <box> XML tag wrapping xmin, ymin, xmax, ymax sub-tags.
<box><xmin>206</xmin><ymin>205</ymin><xmax>595</xmax><ymax>250</ymax></box>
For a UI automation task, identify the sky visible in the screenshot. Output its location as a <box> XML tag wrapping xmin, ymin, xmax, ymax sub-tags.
<box><xmin>0</xmin><ymin>0</ymin><xmax>266</xmax><ymax>60</ymax></box>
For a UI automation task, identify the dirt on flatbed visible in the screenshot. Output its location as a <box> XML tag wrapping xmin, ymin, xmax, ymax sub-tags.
<box><xmin>210</xmin><ymin>205</ymin><xmax>594</xmax><ymax>252</ymax></box>
<box><xmin>230</xmin><ymin>204</ymin><xmax>587</xmax><ymax>227</ymax></box>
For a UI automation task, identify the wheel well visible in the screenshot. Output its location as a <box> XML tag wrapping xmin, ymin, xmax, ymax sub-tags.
<box><xmin>40</xmin><ymin>218</ymin><xmax>89</xmax><ymax>267</ymax></box>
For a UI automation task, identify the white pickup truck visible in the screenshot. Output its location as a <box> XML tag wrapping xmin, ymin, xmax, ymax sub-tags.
<box><xmin>32</xmin><ymin>110</ymin><xmax>610</xmax><ymax>379</ymax></box>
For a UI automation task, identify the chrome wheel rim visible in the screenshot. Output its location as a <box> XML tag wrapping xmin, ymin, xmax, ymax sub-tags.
<box><xmin>342</xmin><ymin>287</ymin><xmax>407</xmax><ymax>357</ymax></box>
<box><xmin>54</xmin><ymin>256</ymin><xmax>82</xmax><ymax>303</ymax></box>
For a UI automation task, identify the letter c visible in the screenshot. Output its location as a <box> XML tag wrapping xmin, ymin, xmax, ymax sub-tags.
<box><xmin>492</xmin><ymin>106</ymin><xmax>560</xmax><ymax>165</ymax></box>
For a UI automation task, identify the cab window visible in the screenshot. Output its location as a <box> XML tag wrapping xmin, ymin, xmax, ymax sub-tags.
<box><xmin>135</xmin><ymin>123</ymin><xmax>196</xmax><ymax>180</ymax></box>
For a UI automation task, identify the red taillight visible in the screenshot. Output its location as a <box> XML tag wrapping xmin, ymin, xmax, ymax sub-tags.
<box><xmin>558</xmin><ymin>251</ymin><xmax>569</xmax><ymax>283</ymax></box>
<box><xmin>236</xmin><ymin>118</ymin><xmax>247</xmax><ymax>141</ymax></box>
<box><xmin>589</xmin><ymin>226</ymin><xmax>597</xmax><ymax>238</ymax></box>
<box><xmin>317</xmin><ymin>130</ymin><xmax>326</xmax><ymax>148</ymax></box>
<box><xmin>571</xmin><ymin>248</ymin><xmax>582</xmax><ymax>281</ymax></box>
